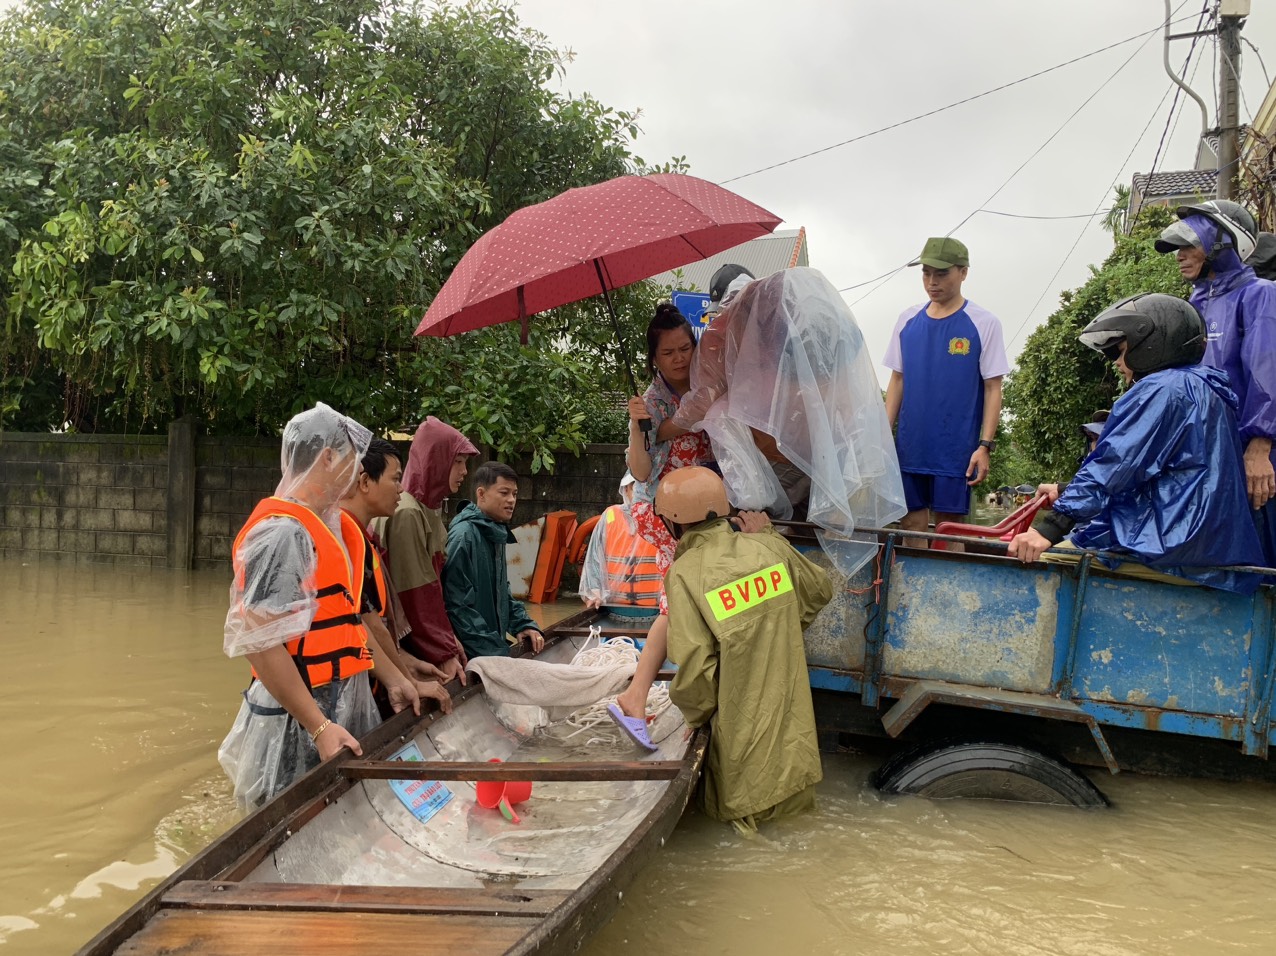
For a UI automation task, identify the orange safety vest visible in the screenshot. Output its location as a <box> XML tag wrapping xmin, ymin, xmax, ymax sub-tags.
<box><xmin>235</xmin><ymin>497</ymin><xmax>373</xmax><ymax>689</ymax></box>
<box><xmin>601</xmin><ymin>505</ymin><xmax>662</xmax><ymax>607</ymax></box>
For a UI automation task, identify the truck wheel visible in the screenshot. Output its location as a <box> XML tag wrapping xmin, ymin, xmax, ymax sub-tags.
<box><xmin>874</xmin><ymin>740</ymin><xmax>1108</xmax><ymax>807</ymax></box>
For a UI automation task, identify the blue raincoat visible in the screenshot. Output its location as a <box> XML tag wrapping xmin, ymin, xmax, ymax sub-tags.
<box><xmin>1055</xmin><ymin>364</ymin><xmax>1263</xmax><ymax>594</ymax></box>
<box><xmin>1180</xmin><ymin>213</ymin><xmax>1276</xmax><ymax>565</ymax></box>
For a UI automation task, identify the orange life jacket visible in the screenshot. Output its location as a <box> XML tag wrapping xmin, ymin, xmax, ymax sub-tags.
<box><xmin>601</xmin><ymin>505</ymin><xmax>662</xmax><ymax>607</ymax></box>
<box><xmin>235</xmin><ymin>497</ymin><xmax>373</xmax><ymax>689</ymax></box>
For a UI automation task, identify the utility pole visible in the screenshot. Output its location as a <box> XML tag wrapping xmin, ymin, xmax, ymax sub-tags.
<box><xmin>1216</xmin><ymin>0</ymin><xmax>1249</xmax><ymax>200</ymax></box>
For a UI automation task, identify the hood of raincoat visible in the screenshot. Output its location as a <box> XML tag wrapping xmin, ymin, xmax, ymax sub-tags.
<box><xmin>1181</xmin><ymin>214</ymin><xmax>1250</xmax><ymax>285</ymax></box>
<box><xmin>449</xmin><ymin>501</ymin><xmax>517</xmax><ymax>545</ymax></box>
<box><xmin>1056</xmin><ymin>364</ymin><xmax>1263</xmax><ymax>593</ymax></box>
<box><xmin>402</xmin><ymin>417</ymin><xmax>478</xmax><ymax>509</ymax></box>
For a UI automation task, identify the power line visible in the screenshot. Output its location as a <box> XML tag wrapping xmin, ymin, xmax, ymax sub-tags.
<box><xmin>841</xmin><ymin>4</ymin><xmax>1176</xmax><ymax>304</ymax></box>
<box><xmin>1242</xmin><ymin>36</ymin><xmax>1271</xmax><ymax>89</ymax></box>
<box><xmin>1006</xmin><ymin>77</ymin><xmax>1187</xmax><ymax>351</ymax></box>
<box><xmin>1130</xmin><ymin>1</ymin><xmax>1210</xmax><ymax>232</ymax></box>
<box><xmin>977</xmin><ymin>209</ymin><xmax>1107</xmax><ymax>221</ymax></box>
<box><xmin>719</xmin><ymin>15</ymin><xmax>1199</xmax><ymax>187</ymax></box>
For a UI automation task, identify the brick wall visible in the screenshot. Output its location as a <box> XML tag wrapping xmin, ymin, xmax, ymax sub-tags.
<box><xmin>0</xmin><ymin>432</ymin><xmax>629</xmax><ymax>569</ymax></box>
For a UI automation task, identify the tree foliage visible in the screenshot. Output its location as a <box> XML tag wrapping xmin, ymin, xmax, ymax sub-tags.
<box><xmin>1002</xmin><ymin>205</ymin><xmax>1183</xmax><ymax>482</ymax></box>
<box><xmin>0</xmin><ymin>0</ymin><xmax>657</xmax><ymax>463</ymax></box>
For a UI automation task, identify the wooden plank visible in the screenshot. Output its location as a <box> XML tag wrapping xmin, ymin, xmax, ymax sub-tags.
<box><xmin>507</xmin><ymin>727</ymin><xmax>710</xmax><ymax>956</ymax></box>
<box><xmin>117</xmin><ymin>909</ymin><xmax>536</xmax><ymax>956</ymax></box>
<box><xmin>341</xmin><ymin>759</ymin><xmax>683</xmax><ymax>782</ymax></box>
<box><xmin>162</xmin><ymin>881</ymin><xmax>567</xmax><ymax>917</ymax></box>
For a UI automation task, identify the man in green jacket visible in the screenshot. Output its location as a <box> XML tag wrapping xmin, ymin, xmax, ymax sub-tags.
<box><xmin>443</xmin><ymin>461</ymin><xmax>544</xmax><ymax>659</ymax></box>
<box><xmin>656</xmin><ymin>466</ymin><xmax>833</xmax><ymax>830</ymax></box>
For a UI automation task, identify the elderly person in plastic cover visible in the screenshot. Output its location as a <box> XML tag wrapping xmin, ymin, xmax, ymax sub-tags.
<box><xmin>1155</xmin><ymin>200</ymin><xmax>1276</xmax><ymax>567</ymax></box>
<box><xmin>1008</xmin><ymin>294</ymin><xmax>1264</xmax><ymax>594</ymax></box>
<box><xmin>655</xmin><ymin>466</ymin><xmax>832</xmax><ymax>831</ymax></box>
<box><xmin>218</xmin><ymin>404</ymin><xmax>421</xmax><ymax>810</ymax></box>
<box><xmin>669</xmin><ymin>266</ymin><xmax>906</xmax><ymax>575</ymax></box>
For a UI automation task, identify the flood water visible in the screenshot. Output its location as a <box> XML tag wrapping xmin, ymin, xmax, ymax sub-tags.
<box><xmin>4</xmin><ymin>554</ymin><xmax>1276</xmax><ymax>955</ymax></box>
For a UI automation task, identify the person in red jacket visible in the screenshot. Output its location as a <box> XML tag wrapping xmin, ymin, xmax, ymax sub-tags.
<box><xmin>372</xmin><ymin>417</ymin><xmax>477</xmax><ymax>686</ymax></box>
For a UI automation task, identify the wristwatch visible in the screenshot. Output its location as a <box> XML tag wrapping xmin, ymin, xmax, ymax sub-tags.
<box><xmin>978</xmin><ymin>439</ymin><xmax>997</xmax><ymax>453</ymax></box>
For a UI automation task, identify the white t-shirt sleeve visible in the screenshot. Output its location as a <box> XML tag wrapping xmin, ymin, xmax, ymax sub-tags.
<box><xmin>882</xmin><ymin>306</ymin><xmax>921</xmax><ymax>373</ymax></box>
<box><xmin>967</xmin><ymin>303</ymin><xmax>1012</xmax><ymax>379</ymax></box>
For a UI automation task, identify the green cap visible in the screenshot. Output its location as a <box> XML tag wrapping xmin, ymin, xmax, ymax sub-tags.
<box><xmin>910</xmin><ymin>237</ymin><xmax>970</xmax><ymax>269</ymax></box>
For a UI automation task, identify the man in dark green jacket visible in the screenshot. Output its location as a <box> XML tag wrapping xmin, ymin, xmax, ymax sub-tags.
<box><xmin>443</xmin><ymin>461</ymin><xmax>544</xmax><ymax>659</ymax></box>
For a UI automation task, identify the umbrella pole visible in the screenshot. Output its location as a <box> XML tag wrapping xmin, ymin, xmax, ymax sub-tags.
<box><xmin>594</xmin><ymin>259</ymin><xmax>651</xmax><ymax>440</ymax></box>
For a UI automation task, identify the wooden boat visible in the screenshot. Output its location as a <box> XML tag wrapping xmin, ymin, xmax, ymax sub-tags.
<box><xmin>78</xmin><ymin>612</ymin><xmax>705</xmax><ymax>956</ymax></box>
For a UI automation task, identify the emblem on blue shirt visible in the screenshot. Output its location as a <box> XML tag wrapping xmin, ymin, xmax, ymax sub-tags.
<box><xmin>948</xmin><ymin>337</ymin><xmax>971</xmax><ymax>356</ymax></box>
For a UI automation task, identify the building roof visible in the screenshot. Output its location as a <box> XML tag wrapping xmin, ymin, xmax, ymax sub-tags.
<box><xmin>1131</xmin><ymin>168</ymin><xmax>1217</xmax><ymax>201</ymax></box>
<box><xmin>648</xmin><ymin>228</ymin><xmax>808</xmax><ymax>293</ymax></box>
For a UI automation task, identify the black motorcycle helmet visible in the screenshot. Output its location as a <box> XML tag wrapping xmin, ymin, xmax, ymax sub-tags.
<box><xmin>1078</xmin><ymin>293</ymin><xmax>1205</xmax><ymax>379</ymax></box>
<box><xmin>708</xmin><ymin>263</ymin><xmax>756</xmax><ymax>303</ymax></box>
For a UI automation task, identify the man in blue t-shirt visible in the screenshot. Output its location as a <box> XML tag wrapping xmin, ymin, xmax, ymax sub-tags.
<box><xmin>883</xmin><ymin>237</ymin><xmax>1011</xmax><ymax>545</ymax></box>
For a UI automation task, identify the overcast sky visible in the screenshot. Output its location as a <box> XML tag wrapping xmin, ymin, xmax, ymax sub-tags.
<box><xmin>516</xmin><ymin>0</ymin><xmax>1276</xmax><ymax>381</ymax></box>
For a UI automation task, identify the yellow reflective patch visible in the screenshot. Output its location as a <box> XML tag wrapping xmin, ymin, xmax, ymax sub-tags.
<box><xmin>605</xmin><ymin>508</ymin><xmax>615</xmax><ymax>524</ymax></box>
<box><xmin>704</xmin><ymin>562</ymin><xmax>793</xmax><ymax>622</ymax></box>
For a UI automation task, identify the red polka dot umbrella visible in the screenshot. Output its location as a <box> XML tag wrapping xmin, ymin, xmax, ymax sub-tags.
<box><xmin>414</xmin><ymin>173</ymin><xmax>781</xmax><ymax>393</ymax></box>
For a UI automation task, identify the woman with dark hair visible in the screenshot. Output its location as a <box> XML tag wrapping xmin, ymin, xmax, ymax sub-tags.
<box><xmin>609</xmin><ymin>303</ymin><xmax>714</xmax><ymax>749</ymax></box>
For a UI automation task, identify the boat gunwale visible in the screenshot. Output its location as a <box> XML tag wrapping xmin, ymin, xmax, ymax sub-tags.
<box><xmin>72</xmin><ymin>608</ymin><xmax>704</xmax><ymax>956</ymax></box>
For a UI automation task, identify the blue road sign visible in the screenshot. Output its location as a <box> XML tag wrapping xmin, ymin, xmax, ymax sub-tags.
<box><xmin>672</xmin><ymin>290</ymin><xmax>713</xmax><ymax>334</ymax></box>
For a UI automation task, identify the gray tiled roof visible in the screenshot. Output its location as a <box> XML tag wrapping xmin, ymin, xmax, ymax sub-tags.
<box><xmin>648</xmin><ymin>228</ymin><xmax>808</xmax><ymax>294</ymax></box>
<box><xmin>1132</xmin><ymin>168</ymin><xmax>1217</xmax><ymax>199</ymax></box>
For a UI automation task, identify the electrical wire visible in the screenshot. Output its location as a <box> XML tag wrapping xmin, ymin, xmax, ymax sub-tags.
<box><xmin>1242</xmin><ymin>36</ymin><xmax>1272</xmax><ymax>89</ymax></box>
<box><xmin>1129</xmin><ymin>1</ymin><xmax>1210</xmax><ymax>233</ymax></box>
<box><xmin>1006</xmin><ymin>80</ymin><xmax>1184</xmax><ymax>350</ymax></box>
<box><xmin>840</xmin><ymin>5</ymin><xmax>1180</xmax><ymax>303</ymax></box>
<box><xmin>977</xmin><ymin>209</ymin><xmax>1107</xmax><ymax>221</ymax></box>
<box><xmin>718</xmin><ymin>14</ymin><xmax>1200</xmax><ymax>187</ymax></box>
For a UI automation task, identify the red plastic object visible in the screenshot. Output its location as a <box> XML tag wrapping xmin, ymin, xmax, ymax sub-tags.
<box><xmin>475</xmin><ymin>759</ymin><xmax>533</xmax><ymax>823</ymax></box>
<box><xmin>566</xmin><ymin>514</ymin><xmax>600</xmax><ymax>565</ymax></box>
<box><xmin>932</xmin><ymin>494</ymin><xmax>1049</xmax><ymax>550</ymax></box>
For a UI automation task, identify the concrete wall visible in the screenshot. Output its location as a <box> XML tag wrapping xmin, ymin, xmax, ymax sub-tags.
<box><xmin>0</xmin><ymin>433</ymin><xmax>170</xmax><ymax>565</ymax></box>
<box><xmin>0</xmin><ymin>431</ymin><xmax>628</xmax><ymax>569</ymax></box>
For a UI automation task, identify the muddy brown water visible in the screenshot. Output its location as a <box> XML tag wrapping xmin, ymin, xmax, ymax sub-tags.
<box><xmin>3</xmin><ymin>555</ymin><xmax>1275</xmax><ymax>955</ymax></box>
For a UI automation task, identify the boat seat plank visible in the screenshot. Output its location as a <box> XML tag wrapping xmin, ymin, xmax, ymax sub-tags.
<box><xmin>162</xmin><ymin>881</ymin><xmax>567</xmax><ymax>917</ymax></box>
<box><xmin>342</xmin><ymin>759</ymin><xmax>683</xmax><ymax>782</ymax></box>
<box><xmin>117</xmin><ymin>909</ymin><xmax>537</xmax><ymax>956</ymax></box>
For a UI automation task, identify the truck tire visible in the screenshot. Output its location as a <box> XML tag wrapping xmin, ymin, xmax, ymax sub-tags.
<box><xmin>874</xmin><ymin>740</ymin><xmax>1108</xmax><ymax>807</ymax></box>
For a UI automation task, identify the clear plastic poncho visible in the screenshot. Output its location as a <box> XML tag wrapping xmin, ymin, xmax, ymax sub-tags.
<box><xmin>578</xmin><ymin>500</ymin><xmax>662</xmax><ymax>609</ymax></box>
<box><xmin>671</xmin><ymin>267</ymin><xmax>906</xmax><ymax>575</ymax></box>
<box><xmin>223</xmin><ymin>403</ymin><xmax>373</xmax><ymax>658</ymax></box>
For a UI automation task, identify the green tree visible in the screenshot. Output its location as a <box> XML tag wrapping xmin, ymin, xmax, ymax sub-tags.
<box><xmin>1003</xmin><ymin>205</ymin><xmax>1182</xmax><ymax>481</ymax></box>
<box><xmin>0</xmin><ymin>0</ymin><xmax>651</xmax><ymax>460</ymax></box>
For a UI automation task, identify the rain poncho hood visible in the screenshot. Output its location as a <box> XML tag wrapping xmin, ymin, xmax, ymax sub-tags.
<box><xmin>1178</xmin><ymin>218</ymin><xmax>1276</xmax><ymax>465</ymax></box>
<box><xmin>671</xmin><ymin>267</ymin><xmax>906</xmax><ymax>574</ymax></box>
<box><xmin>403</xmin><ymin>416</ymin><xmax>479</xmax><ymax>509</ymax></box>
<box><xmin>276</xmin><ymin>402</ymin><xmax>373</xmax><ymax>528</ymax></box>
<box><xmin>1056</xmin><ymin>364</ymin><xmax>1264</xmax><ymax>593</ymax></box>
<box><xmin>665</xmin><ymin>520</ymin><xmax>833</xmax><ymax>823</ymax></box>
<box><xmin>223</xmin><ymin>403</ymin><xmax>372</xmax><ymax>658</ymax></box>
<box><xmin>444</xmin><ymin>502</ymin><xmax>540</xmax><ymax>659</ymax></box>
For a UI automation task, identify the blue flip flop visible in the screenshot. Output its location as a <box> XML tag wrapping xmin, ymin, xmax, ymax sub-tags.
<box><xmin>607</xmin><ymin>702</ymin><xmax>658</xmax><ymax>752</ymax></box>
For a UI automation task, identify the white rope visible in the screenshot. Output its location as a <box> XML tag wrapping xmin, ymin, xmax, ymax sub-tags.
<box><xmin>557</xmin><ymin>630</ymin><xmax>672</xmax><ymax>743</ymax></box>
